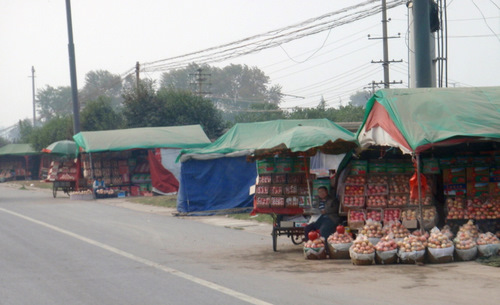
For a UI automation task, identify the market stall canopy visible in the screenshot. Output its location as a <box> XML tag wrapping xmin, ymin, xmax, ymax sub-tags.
<box><xmin>0</xmin><ymin>143</ymin><xmax>38</xmax><ymax>156</ymax></box>
<box><xmin>42</xmin><ymin>140</ymin><xmax>77</xmax><ymax>156</ymax></box>
<box><xmin>357</xmin><ymin>86</ymin><xmax>500</xmax><ymax>154</ymax></box>
<box><xmin>253</xmin><ymin>125</ymin><xmax>357</xmax><ymax>158</ymax></box>
<box><xmin>178</xmin><ymin>119</ymin><xmax>348</xmax><ymax>162</ymax></box>
<box><xmin>73</xmin><ymin>125</ymin><xmax>211</xmax><ymax>153</ymax></box>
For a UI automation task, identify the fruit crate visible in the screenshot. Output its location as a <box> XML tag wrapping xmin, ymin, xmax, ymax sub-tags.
<box><xmin>348</xmin><ymin>209</ymin><xmax>366</xmax><ymax>230</ymax></box>
<box><xmin>342</xmin><ymin>195</ymin><xmax>365</xmax><ymax>208</ymax></box>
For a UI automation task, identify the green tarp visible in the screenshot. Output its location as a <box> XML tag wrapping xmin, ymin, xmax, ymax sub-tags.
<box><xmin>357</xmin><ymin>86</ymin><xmax>500</xmax><ymax>153</ymax></box>
<box><xmin>179</xmin><ymin>119</ymin><xmax>353</xmax><ymax>161</ymax></box>
<box><xmin>0</xmin><ymin>144</ymin><xmax>38</xmax><ymax>156</ymax></box>
<box><xmin>73</xmin><ymin>125</ymin><xmax>211</xmax><ymax>153</ymax></box>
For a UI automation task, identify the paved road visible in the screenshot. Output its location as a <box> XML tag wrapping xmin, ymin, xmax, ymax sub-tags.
<box><xmin>0</xmin><ymin>183</ymin><xmax>499</xmax><ymax>305</ymax></box>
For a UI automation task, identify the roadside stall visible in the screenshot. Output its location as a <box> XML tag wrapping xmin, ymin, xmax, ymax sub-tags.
<box><xmin>73</xmin><ymin>125</ymin><xmax>211</xmax><ymax>198</ymax></box>
<box><xmin>42</xmin><ymin>140</ymin><xmax>86</xmax><ymax>197</ymax></box>
<box><xmin>0</xmin><ymin>144</ymin><xmax>40</xmax><ymax>182</ymax></box>
<box><xmin>334</xmin><ymin>86</ymin><xmax>500</xmax><ymax>263</ymax></box>
<box><xmin>250</xmin><ymin>125</ymin><xmax>358</xmax><ymax>251</ymax></box>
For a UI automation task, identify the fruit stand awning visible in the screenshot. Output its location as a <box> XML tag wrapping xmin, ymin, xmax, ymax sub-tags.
<box><xmin>73</xmin><ymin>125</ymin><xmax>211</xmax><ymax>153</ymax></box>
<box><xmin>0</xmin><ymin>144</ymin><xmax>39</xmax><ymax>156</ymax></box>
<box><xmin>357</xmin><ymin>86</ymin><xmax>500</xmax><ymax>154</ymax></box>
<box><xmin>178</xmin><ymin>119</ymin><xmax>353</xmax><ymax>161</ymax></box>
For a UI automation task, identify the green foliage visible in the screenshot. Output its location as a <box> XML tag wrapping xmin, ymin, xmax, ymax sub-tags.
<box><xmin>36</xmin><ymin>85</ymin><xmax>73</xmax><ymax>122</ymax></box>
<box><xmin>29</xmin><ymin>116</ymin><xmax>74</xmax><ymax>151</ymax></box>
<box><xmin>81</xmin><ymin>97</ymin><xmax>124</xmax><ymax>131</ymax></box>
<box><xmin>80</xmin><ymin>70</ymin><xmax>124</xmax><ymax>109</ymax></box>
<box><xmin>122</xmin><ymin>80</ymin><xmax>161</xmax><ymax>127</ymax></box>
<box><xmin>349</xmin><ymin>90</ymin><xmax>371</xmax><ymax>107</ymax></box>
<box><xmin>0</xmin><ymin>136</ymin><xmax>10</xmax><ymax>148</ymax></box>
<box><xmin>233</xmin><ymin>103</ymin><xmax>285</xmax><ymax>123</ymax></box>
<box><xmin>17</xmin><ymin>119</ymin><xmax>35</xmax><ymax>143</ymax></box>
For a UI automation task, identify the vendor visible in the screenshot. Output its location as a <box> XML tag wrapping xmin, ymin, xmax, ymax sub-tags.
<box><xmin>304</xmin><ymin>186</ymin><xmax>340</xmax><ymax>241</ymax></box>
<box><xmin>92</xmin><ymin>177</ymin><xmax>106</xmax><ymax>195</ymax></box>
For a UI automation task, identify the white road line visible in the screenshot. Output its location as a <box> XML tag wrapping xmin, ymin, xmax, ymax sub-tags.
<box><xmin>0</xmin><ymin>207</ymin><xmax>272</xmax><ymax>305</ymax></box>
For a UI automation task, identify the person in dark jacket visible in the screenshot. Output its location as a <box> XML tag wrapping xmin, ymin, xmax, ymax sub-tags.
<box><xmin>304</xmin><ymin>186</ymin><xmax>340</xmax><ymax>241</ymax></box>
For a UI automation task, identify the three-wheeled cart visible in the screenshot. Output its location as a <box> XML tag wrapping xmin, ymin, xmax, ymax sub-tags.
<box><xmin>52</xmin><ymin>180</ymin><xmax>76</xmax><ymax>198</ymax></box>
<box><xmin>271</xmin><ymin>213</ymin><xmax>306</xmax><ymax>251</ymax></box>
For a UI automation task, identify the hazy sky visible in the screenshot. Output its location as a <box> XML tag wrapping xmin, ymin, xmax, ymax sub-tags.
<box><xmin>1</xmin><ymin>0</ymin><xmax>499</xmax><ymax>130</ymax></box>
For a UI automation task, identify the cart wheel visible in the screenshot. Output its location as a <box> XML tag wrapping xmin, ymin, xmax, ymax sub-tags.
<box><xmin>291</xmin><ymin>234</ymin><xmax>303</xmax><ymax>245</ymax></box>
<box><xmin>64</xmin><ymin>187</ymin><xmax>71</xmax><ymax>197</ymax></box>
<box><xmin>272</xmin><ymin>228</ymin><xmax>278</xmax><ymax>252</ymax></box>
<box><xmin>52</xmin><ymin>185</ymin><xmax>57</xmax><ymax>198</ymax></box>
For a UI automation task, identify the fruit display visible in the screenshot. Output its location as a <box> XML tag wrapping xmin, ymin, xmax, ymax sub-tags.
<box><xmin>375</xmin><ymin>234</ymin><xmax>398</xmax><ymax>252</ymax></box>
<box><xmin>344</xmin><ymin>185</ymin><xmax>365</xmax><ymax>196</ymax></box>
<box><xmin>327</xmin><ymin>232</ymin><xmax>353</xmax><ymax>259</ymax></box>
<box><xmin>374</xmin><ymin>234</ymin><xmax>398</xmax><ymax>264</ymax></box>
<box><xmin>388</xmin><ymin>194</ymin><xmax>408</xmax><ymax>207</ymax></box>
<box><xmin>366</xmin><ymin>209</ymin><xmax>382</xmax><ymax>222</ymax></box>
<box><xmin>304</xmin><ymin>237</ymin><xmax>327</xmax><ymax>259</ymax></box>
<box><xmin>258</xmin><ymin>174</ymin><xmax>272</xmax><ymax>184</ymax></box>
<box><xmin>366</xmin><ymin>195</ymin><xmax>387</xmax><ymax>207</ymax></box>
<box><xmin>440</xmin><ymin>225</ymin><xmax>454</xmax><ymax>240</ymax></box>
<box><xmin>427</xmin><ymin>227</ymin><xmax>454</xmax><ymax>263</ymax></box>
<box><xmin>453</xmin><ymin>230</ymin><xmax>477</xmax><ymax>261</ymax></box>
<box><xmin>368</xmin><ymin>175</ymin><xmax>389</xmax><ymax>184</ymax></box>
<box><xmin>458</xmin><ymin>220</ymin><xmax>479</xmax><ymax>239</ymax></box>
<box><xmin>401</xmin><ymin>209</ymin><xmax>417</xmax><ymax>221</ymax></box>
<box><xmin>343</xmin><ymin>196</ymin><xmax>365</xmax><ymax>207</ymax></box>
<box><xmin>366</xmin><ymin>184</ymin><xmax>388</xmax><ymax>195</ymax></box>
<box><xmin>476</xmin><ymin>232</ymin><xmax>500</xmax><ymax>257</ymax></box>
<box><xmin>411</xmin><ymin>230</ymin><xmax>429</xmax><ymax>247</ymax></box>
<box><xmin>359</xmin><ymin>220</ymin><xmax>383</xmax><ymax>238</ymax></box>
<box><xmin>348</xmin><ymin>210</ymin><xmax>365</xmax><ymax>228</ymax></box>
<box><xmin>383</xmin><ymin>209</ymin><xmax>401</xmax><ymax>222</ymax></box>
<box><xmin>349</xmin><ymin>234</ymin><xmax>376</xmax><ymax>265</ymax></box>
<box><xmin>69</xmin><ymin>189</ymin><xmax>92</xmax><ymax>195</ymax></box>
<box><xmin>389</xmin><ymin>175</ymin><xmax>411</xmax><ymax>193</ymax></box>
<box><xmin>345</xmin><ymin>175</ymin><xmax>366</xmax><ymax>185</ymax></box>
<box><xmin>397</xmin><ymin>235</ymin><xmax>426</xmax><ymax>264</ymax></box>
<box><xmin>409</xmin><ymin>195</ymin><xmax>433</xmax><ymax>206</ymax></box>
<box><xmin>383</xmin><ymin>221</ymin><xmax>410</xmax><ymax>239</ymax></box>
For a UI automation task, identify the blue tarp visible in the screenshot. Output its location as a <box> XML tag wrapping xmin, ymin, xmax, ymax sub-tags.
<box><xmin>177</xmin><ymin>156</ymin><xmax>257</xmax><ymax>214</ymax></box>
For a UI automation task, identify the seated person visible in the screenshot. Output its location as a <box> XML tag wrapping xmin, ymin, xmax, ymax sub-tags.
<box><xmin>92</xmin><ymin>178</ymin><xmax>105</xmax><ymax>195</ymax></box>
<box><xmin>304</xmin><ymin>186</ymin><xmax>340</xmax><ymax>241</ymax></box>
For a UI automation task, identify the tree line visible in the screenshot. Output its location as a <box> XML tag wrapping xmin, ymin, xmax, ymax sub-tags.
<box><xmin>3</xmin><ymin>63</ymin><xmax>368</xmax><ymax>150</ymax></box>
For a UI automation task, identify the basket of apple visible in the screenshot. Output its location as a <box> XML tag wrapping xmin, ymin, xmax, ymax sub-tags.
<box><xmin>304</xmin><ymin>236</ymin><xmax>327</xmax><ymax>260</ymax></box>
<box><xmin>453</xmin><ymin>230</ymin><xmax>477</xmax><ymax>261</ymax></box>
<box><xmin>359</xmin><ymin>220</ymin><xmax>383</xmax><ymax>246</ymax></box>
<box><xmin>458</xmin><ymin>219</ymin><xmax>479</xmax><ymax>239</ymax></box>
<box><xmin>412</xmin><ymin>230</ymin><xmax>429</xmax><ymax>247</ymax></box>
<box><xmin>426</xmin><ymin>227</ymin><xmax>455</xmax><ymax>263</ymax></box>
<box><xmin>349</xmin><ymin>234</ymin><xmax>375</xmax><ymax>265</ymax></box>
<box><xmin>476</xmin><ymin>232</ymin><xmax>500</xmax><ymax>257</ymax></box>
<box><xmin>327</xmin><ymin>227</ymin><xmax>353</xmax><ymax>259</ymax></box>
<box><xmin>382</xmin><ymin>221</ymin><xmax>410</xmax><ymax>240</ymax></box>
<box><xmin>397</xmin><ymin>235</ymin><xmax>426</xmax><ymax>264</ymax></box>
<box><xmin>375</xmin><ymin>233</ymin><xmax>398</xmax><ymax>264</ymax></box>
<box><xmin>440</xmin><ymin>225</ymin><xmax>454</xmax><ymax>240</ymax></box>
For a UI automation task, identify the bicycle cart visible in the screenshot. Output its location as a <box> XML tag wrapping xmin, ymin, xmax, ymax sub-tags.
<box><xmin>271</xmin><ymin>213</ymin><xmax>306</xmax><ymax>252</ymax></box>
<box><xmin>52</xmin><ymin>180</ymin><xmax>75</xmax><ymax>198</ymax></box>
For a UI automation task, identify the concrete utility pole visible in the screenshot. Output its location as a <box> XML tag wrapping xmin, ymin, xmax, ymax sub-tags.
<box><xmin>369</xmin><ymin>0</ymin><xmax>402</xmax><ymax>88</ymax></box>
<box><xmin>30</xmin><ymin>66</ymin><xmax>36</xmax><ymax>125</ymax></box>
<box><xmin>190</xmin><ymin>68</ymin><xmax>211</xmax><ymax>97</ymax></box>
<box><xmin>65</xmin><ymin>0</ymin><xmax>80</xmax><ymax>134</ymax></box>
<box><xmin>135</xmin><ymin>62</ymin><xmax>140</xmax><ymax>88</ymax></box>
<box><xmin>412</xmin><ymin>0</ymin><xmax>433</xmax><ymax>88</ymax></box>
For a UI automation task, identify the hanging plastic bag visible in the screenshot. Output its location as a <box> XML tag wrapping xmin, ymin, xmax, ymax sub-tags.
<box><xmin>409</xmin><ymin>170</ymin><xmax>428</xmax><ymax>200</ymax></box>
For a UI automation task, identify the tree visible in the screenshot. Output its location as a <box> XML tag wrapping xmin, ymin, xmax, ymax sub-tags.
<box><xmin>349</xmin><ymin>90</ymin><xmax>371</xmax><ymax>107</ymax></box>
<box><xmin>233</xmin><ymin>103</ymin><xmax>285</xmax><ymax>123</ymax></box>
<box><xmin>81</xmin><ymin>97</ymin><xmax>124</xmax><ymax>131</ymax></box>
<box><xmin>79</xmin><ymin>70</ymin><xmax>123</xmax><ymax>109</ymax></box>
<box><xmin>29</xmin><ymin>116</ymin><xmax>74</xmax><ymax>151</ymax></box>
<box><xmin>122</xmin><ymin>79</ymin><xmax>162</xmax><ymax>127</ymax></box>
<box><xmin>0</xmin><ymin>136</ymin><xmax>9</xmax><ymax>148</ymax></box>
<box><xmin>17</xmin><ymin>119</ymin><xmax>35</xmax><ymax>143</ymax></box>
<box><xmin>36</xmin><ymin>85</ymin><xmax>73</xmax><ymax>122</ymax></box>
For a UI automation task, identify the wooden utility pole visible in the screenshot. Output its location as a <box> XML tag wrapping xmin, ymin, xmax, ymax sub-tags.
<box><xmin>30</xmin><ymin>66</ymin><xmax>36</xmax><ymax>125</ymax></box>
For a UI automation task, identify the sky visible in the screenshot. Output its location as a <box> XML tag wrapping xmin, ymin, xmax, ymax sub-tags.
<box><xmin>1</xmin><ymin>0</ymin><xmax>499</xmax><ymax>131</ymax></box>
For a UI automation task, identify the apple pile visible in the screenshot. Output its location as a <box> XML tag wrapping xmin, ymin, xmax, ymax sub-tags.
<box><xmin>344</xmin><ymin>185</ymin><xmax>365</xmax><ymax>196</ymax></box>
<box><xmin>349</xmin><ymin>210</ymin><xmax>365</xmax><ymax>223</ymax></box>
<box><xmin>458</xmin><ymin>220</ymin><xmax>479</xmax><ymax>239</ymax></box>
<box><xmin>366</xmin><ymin>195</ymin><xmax>388</xmax><ymax>207</ymax></box>
<box><xmin>304</xmin><ymin>237</ymin><xmax>325</xmax><ymax>249</ymax></box>
<box><xmin>258</xmin><ymin>175</ymin><xmax>272</xmax><ymax>184</ymax></box>
<box><xmin>476</xmin><ymin>232</ymin><xmax>500</xmax><ymax>245</ymax></box>
<box><xmin>345</xmin><ymin>175</ymin><xmax>366</xmax><ymax>185</ymax></box>
<box><xmin>454</xmin><ymin>231</ymin><xmax>477</xmax><ymax>250</ymax></box>
<box><xmin>389</xmin><ymin>175</ymin><xmax>411</xmax><ymax>193</ymax></box>
<box><xmin>384</xmin><ymin>209</ymin><xmax>401</xmax><ymax>222</ymax></box>
<box><xmin>343</xmin><ymin>196</ymin><xmax>364</xmax><ymax>207</ymax></box>
<box><xmin>388</xmin><ymin>194</ymin><xmax>408</xmax><ymax>206</ymax></box>
<box><xmin>327</xmin><ymin>232</ymin><xmax>353</xmax><ymax>244</ymax></box>
<box><xmin>368</xmin><ymin>175</ymin><xmax>388</xmax><ymax>184</ymax></box>
<box><xmin>409</xmin><ymin>195</ymin><xmax>433</xmax><ymax>206</ymax></box>
<box><xmin>350</xmin><ymin>235</ymin><xmax>375</xmax><ymax>254</ymax></box>
<box><xmin>69</xmin><ymin>189</ymin><xmax>93</xmax><ymax>195</ymax></box>
<box><xmin>427</xmin><ymin>228</ymin><xmax>454</xmax><ymax>249</ymax></box>
<box><xmin>401</xmin><ymin>209</ymin><xmax>417</xmax><ymax>221</ymax></box>
<box><xmin>375</xmin><ymin>235</ymin><xmax>398</xmax><ymax>252</ymax></box>
<box><xmin>446</xmin><ymin>197</ymin><xmax>465</xmax><ymax>209</ymax></box>
<box><xmin>366</xmin><ymin>209</ymin><xmax>382</xmax><ymax>222</ymax></box>
<box><xmin>383</xmin><ymin>221</ymin><xmax>410</xmax><ymax>239</ymax></box>
<box><xmin>423</xmin><ymin>207</ymin><xmax>437</xmax><ymax>221</ymax></box>
<box><xmin>398</xmin><ymin>235</ymin><xmax>425</xmax><ymax>252</ymax></box>
<box><xmin>366</xmin><ymin>184</ymin><xmax>388</xmax><ymax>195</ymax></box>
<box><xmin>440</xmin><ymin>225</ymin><xmax>454</xmax><ymax>240</ymax></box>
<box><xmin>411</xmin><ymin>230</ymin><xmax>429</xmax><ymax>247</ymax></box>
<box><xmin>359</xmin><ymin>220</ymin><xmax>383</xmax><ymax>238</ymax></box>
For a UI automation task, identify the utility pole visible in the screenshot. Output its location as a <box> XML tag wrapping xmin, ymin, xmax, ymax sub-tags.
<box><xmin>135</xmin><ymin>61</ymin><xmax>140</xmax><ymax>88</ymax></box>
<box><xmin>65</xmin><ymin>0</ymin><xmax>80</xmax><ymax>134</ymax></box>
<box><xmin>30</xmin><ymin>66</ymin><xmax>36</xmax><ymax>125</ymax></box>
<box><xmin>369</xmin><ymin>0</ymin><xmax>403</xmax><ymax>88</ymax></box>
<box><xmin>190</xmin><ymin>68</ymin><xmax>211</xmax><ymax>97</ymax></box>
<box><xmin>412</xmin><ymin>0</ymin><xmax>433</xmax><ymax>88</ymax></box>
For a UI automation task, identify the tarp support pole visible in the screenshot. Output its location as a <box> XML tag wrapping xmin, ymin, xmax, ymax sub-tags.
<box><xmin>416</xmin><ymin>153</ymin><xmax>424</xmax><ymax>233</ymax></box>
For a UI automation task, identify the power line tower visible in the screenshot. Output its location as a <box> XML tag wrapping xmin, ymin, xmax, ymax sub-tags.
<box><xmin>369</xmin><ymin>0</ymin><xmax>403</xmax><ymax>88</ymax></box>
<box><xmin>190</xmin><ymin>68</ymin><xmax>211</xmax><ymax>97</ymax></box>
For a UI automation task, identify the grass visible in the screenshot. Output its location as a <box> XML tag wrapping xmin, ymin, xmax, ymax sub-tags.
<box><xmin>229</xmin><ymin>213</ymin><xmax>274</xmax><ymax>224</ymax></box>
<box><xmin>126</xmin><ymin>195</ymin><xmax>178</xmax><ymax>208</ymax></box>
<box><xmin>7</xmin><ymin>180</ymin><xmax>53</xmax><ymax>190</ymax></box>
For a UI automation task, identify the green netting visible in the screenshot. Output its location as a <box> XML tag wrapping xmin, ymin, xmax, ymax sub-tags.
<box><xmin>0</xmin><ymin>144</ymin><xmax>38</xmax><ymax>156</ymax></box>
